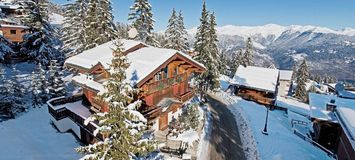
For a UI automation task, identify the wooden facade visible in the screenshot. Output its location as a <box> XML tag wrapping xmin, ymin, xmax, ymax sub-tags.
<box><xmin>0</xmin><ymin>25</ymin><xmax>27</xmax><ymax>43</ymax></box>
<box><xmin>67</xmin><ymin>49</ymin><xmax>205</xmax><ymax>131</ymax></box>
<box><xmin>336</xmin><ymin>127</ymin><xmax>355</xmax><ymax>160</ymax></box>
<box><xmin>234</xmin><ymin>86</ymin><xmax>275</xmax><ymax>106</ymax></box>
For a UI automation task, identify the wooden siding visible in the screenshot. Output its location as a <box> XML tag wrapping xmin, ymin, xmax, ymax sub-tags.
<box><xmin>0</xmin><ymin>26</ymin><xmax>26</xmax><ymax>43</ymax></box>
<box><xmin>337</xmin><ymin>129</ymin><xmax>355</xmax><ymax>160</ymax></box>
<box><xmin>237</xmin><ymin>88</ymin><xmax>274</xmax><ymax>105</ymax></box>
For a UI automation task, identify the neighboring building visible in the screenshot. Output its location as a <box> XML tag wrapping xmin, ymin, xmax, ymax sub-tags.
<box><xmin>230</xmin><ymin>66</ymin><xmax>279</xmax><ymax>105</ymax></box>
<box><xmin>278</xmin><ymin>70</ymin><xmax>293</xmax><ymax>97</ymax></box>
<box><xmin>309</xmin><ymin>93</ymin><xmax>355</xmax><ymax>159</ymax></box>
<box><xmin>47</xmin><ymin>39</ymin><xmax>206</xmax><ymax>144</ymax></box>
<box><xmin>0</xmin><ymin>2</ymin><xmax>22</xmax><ymax>17</ymax></box>
<box><xmin>0</xmin><ymin>22</ymin><xmax>27</xmax><ymax>43</ymax></box>
<box><xmin>0</xmin><ymin>2</ymin><xmax>27</xmax><ymax>43</ymax></box>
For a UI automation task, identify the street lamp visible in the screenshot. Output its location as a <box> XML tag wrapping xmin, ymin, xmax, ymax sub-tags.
<box><xmin>262</xmin><ymin>106</ymin><xmax>269</xmax><ymax>135</ymax></box>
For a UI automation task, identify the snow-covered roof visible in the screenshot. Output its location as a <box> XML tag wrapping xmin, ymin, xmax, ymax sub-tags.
<box><xmin>335</xmin><ymin>107</ymin><xmax>355</xmax><ymax>149</ymax></box>
<box><xmin>275</xmin><ymin>96</ymin><xmax>310</xmax><ymax>116</ymax></box>
<box><xmin>338</xmin><ymin>90</ymin><xmax>355</xmax><ymax>99</ymax></box>
<box><xmin>279</xmin><ymin>70</ymin><xmax>293</xmax><ymax>81</ymax></box>
<box><xmin>65</xmin><ymin>39</ymin><xmax>144</xmax><ymax>70</ymax></box>
<box><xmin>66</xmin><ymin>39</ymin><xmax>205</xmax><ymax>89</ymax></box>
<box><xmin>231</xmin><ymin>66</ymin><xmax>279</xmax><ymax>93</ymax></box>
<box><xmin>0</xmin><ymin>3</ymin><xmax>19</xmax><ymax>9</ymax></box>
<box><xmin>309</xmin><ymin>93</ymin><xmax>355</xmax><ymax>122</ymax></box>
<box><xmin>72</xmin><ymin>74</ymin><xmax>104</xmax><ymax>92</ymax></box>
<box><xmin>0</xmin><ymin>24</ymin><xmax>28</xmax><ymax>29</ymax></box>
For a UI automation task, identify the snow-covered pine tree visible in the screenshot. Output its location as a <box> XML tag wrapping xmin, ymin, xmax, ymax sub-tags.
<box><xmin>291</xmin><ymin>64</ymin><xmax>298</xmax><ymax>81</ymax></box>
<box><xmin>128</xmin><ymin>0</ymin><xmax>159</xmax><ymax>47</ymax></box>
<box><xmin>116</xmin><ymin>22</ymin><xmax>130</xmax><ymax>39</ymax></box>
<box><xmin>0</xmin><ymin>35</ymin><xmax>14</xmax><ymax>61</ymax></box>
<box><xmin>243</xmin><ymin>37</ymin><xmax>254</xmax><ymax>66</ymax></box>
<box><xmin>219</xmin><ymin>52</ymin><xmax>228</xmax><ymax>75</ymax></box>
<box><xmin>37</xmin><ymin>63</ymin><xmax>49</xmax><ymax>102</ymax></box>
<box><xmin>77</xmin><ymin>40</ymin><xmax>155</xmax><ymax>159</ymax></box>
<box><xmin>165</xmin><ymin>9</ymin><xmax>189</xmax><ymax>52</ymax></box>
<box><xmin>230</xmin><ymin>49</ymin><xmax>243</xmax><ymax>76</ymax></box>
<box><xmin>18</xmin><ymin>0</ymin><xmax>63</xmax><ymax>66</ymax></box>
<box><xmin>84</xmin><ymin>0</ymin><xmax>100</xmax><ymax>50</ymax></box>
<box><xmin>294</xmin><ymin>59</ymin><xmax>309</xmax><ymax>102</ymax></box>
<box><xmin>96</xmin><ymin>0</ymin><xmax>117</xmax><ymax>44</ymax></box>
<box><xmin>61</xmin><ymin>0</ymin><xmax>87</xmax><ymax>57</ymax></box>
<box><xmin>177</xmin><ymin>11</ymin><xmax>189</xmax><ymax>52</ymax></box>
<box><xmin>31</xmin><ymin>71</ymin><xmax>42</xmax><ymax>107</ymax></box>
<box><xmin>6</xmin><ymin>66</ymin><xmax>27</xmax><ymax>117</ymax></box>
<box><xmin>180</xmin><ymin>104</ymin><xmax>200</xmax><ymax>130</ymax></box>
<box><xmin>48</xmin><ymin>60</ymin><xmax>66</xmax><ymax>98</ymax></box>
<box><xmin>207</xmin><ymin>12</ymin><xmax>221</xmax><ymax>73</ymax></box>
<box><xmin>0</xmin><ymin>66</ymin><xmax>11</xmax><ymax>115</ymax></box>
<box><xmin>193</xmin><ymin>2</ymin><xmax>220</xmax><ymax>98</ymax></box>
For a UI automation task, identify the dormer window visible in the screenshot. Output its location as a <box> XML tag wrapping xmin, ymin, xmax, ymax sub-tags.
<box><xmin>155</xmin><ymin>72</ymin><xmax>162</xmax><ymax>81</ymax></box>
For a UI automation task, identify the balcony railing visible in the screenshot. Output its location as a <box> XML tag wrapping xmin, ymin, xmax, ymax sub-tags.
<box><xmin>146</xmin><ymin>73</ymin><xmax>188</xmax><ymax>94</ymax></box>
<box><xmin>47</xmin><ymin>95</ymin><xmax>104</xmax><ymax>141</ymax></box>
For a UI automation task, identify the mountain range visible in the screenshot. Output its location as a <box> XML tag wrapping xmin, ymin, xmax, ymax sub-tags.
<box><xmin>187</xmin><ymin>24</ymin><xmax>355</xmax><ymax>80</ymax></box>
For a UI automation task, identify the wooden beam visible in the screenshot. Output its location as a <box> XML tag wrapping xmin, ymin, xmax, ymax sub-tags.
<box><xmin>170</xmin><ymin>61</ymin><xmax>185</xmax><ymax>66</ymax></box>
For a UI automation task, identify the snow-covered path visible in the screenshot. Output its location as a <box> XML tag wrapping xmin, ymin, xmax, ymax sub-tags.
<box><xmin>215</xmin><ymin>91</ymin><xmax>334</xmax><ymax>160</ymax></box>
<box><xmin>0</xmin><ymin>106</ymin><xmax>81</xmax><ymax>160</ymax></box>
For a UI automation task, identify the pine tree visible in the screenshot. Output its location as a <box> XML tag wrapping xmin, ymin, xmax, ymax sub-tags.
<box><xmin>48</xmin><ymin>60</ymin><xmax>66</xmax><ymax>98</ymax></box>
<box><xmin>0</xmin><ymin>35</ymin><xmax>14</xmax><ymax>61</ymax></box>
<box><xmin>164</xmin><ymin>9</ymin><xmax>189</xmax><ymax>52</ymax></box>
<box><xmin>77</xmin><ymin>40</ymin><xmax>155</xmax><ymax>159</ymax></box>
<box><xmin>180</xmin><ymin>104</ymin><xmax>200</xmax><ymax>130</ymax></box>
<box><xmin>193</xmin><ymin>2</ymin><xmax>220</xmax><ymax>97</ymax></box>
<box><xmin>37</xmin><ymin>63</ymin><xmax>49</xmax><ymax>102</ymax></box>
<box><xmin>128</xmin><ymin>0</ymin><xmax>159</xmax><ymax>47</ymax></box>
<box><xmin>18</xmin><ymin>0</ymin><xmax>63</xmax><ymax>66</ymax></box>
<box><xmin>230</xmin><ymin>49</ymin><xmax>243</xmax><ymax>76</ymax></box>
<box><xmin>291</xmin><ymin>64</ymin><xmax>298</xmax><ymax>81</ymax></box>
<box><xmin>5</xmin><ymin>66</ymin><xmax>27</xmax><ymax>117</ymax></box>
<box><xmin>96</xmin><ymin>0</ymin><xmax>117</xmax><ymax>44</ymax></box>
<box><xmin>61</xmin><ymin>0</ymin><xmax>87</xmax><ymax>57</ymax></box>
<box><xmin>84</xmin><ymin>0</ymin><xmax>100</xmax><ymax>50</ymax></box>
<box><xmin>177</xmin><ymin>11</ymin><xmax>189</xmax><ymax>52</ymax></box>
<box><xmin>294</xmin><ymin>59</ymin><xmax>309</xmax><ymax>102</ymax></box>
<box><xmin>207</xmin><ymin>12</ymin><xmax>221</xmax><ymax>72</ymax></box>
<box><xmin>31</xmin><ymin>71</ymin><xmax>42</xmax><ymax>107</ymax></box>
<box><xmin>243</xmin><ymin>37</ymin><xmax>254</xmax><ymax>66</ymax></box>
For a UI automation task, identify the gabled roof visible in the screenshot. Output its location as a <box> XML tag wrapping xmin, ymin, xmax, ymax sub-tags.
<box><xmin>231</xmin><ymin>66</ymin><xmax>279</xmax><ymax>93</ymax></box>
<box><xmin>67</xmin><ymin>39</ymin><xmax>206</xmax><ymax>90</ymax></box>
<box><xmin>65</xmin><ymin>39</ymin><xmax>145</xmax><ymax>70</ymax></box>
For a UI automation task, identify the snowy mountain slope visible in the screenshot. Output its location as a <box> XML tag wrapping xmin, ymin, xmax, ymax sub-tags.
<box><xmin>187</xmin><ymin>24</ymin><xmax>355</xmax><ymax>80</ymax></box>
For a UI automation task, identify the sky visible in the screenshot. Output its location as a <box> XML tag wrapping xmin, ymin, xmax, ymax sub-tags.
<box><xmin>53</xmin><ymin>0</ymin><xmax>355</xmax><ymax>31</ymax></box>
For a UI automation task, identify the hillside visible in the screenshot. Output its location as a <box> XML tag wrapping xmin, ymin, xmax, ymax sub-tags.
<box><xmin>187</xmin><ymin>24</ymin><xmax>355</xmax><ymax>80</ymax></box>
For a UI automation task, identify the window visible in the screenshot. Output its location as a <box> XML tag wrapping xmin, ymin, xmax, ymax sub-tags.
<box><xmin>10</xmin><ymin>30</ymin><xmax>16</xmax><ymax>34</ymax></box>
<box><xmin>155</xmin><ymin>72</ymin><xmax>162</xmax><ymax>81</ymax></box>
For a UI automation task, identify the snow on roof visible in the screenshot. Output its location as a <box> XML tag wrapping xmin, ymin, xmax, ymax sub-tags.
<box><xmin>275</xmin><ymin>96</ymin><xmax>310</xmax><ymax>116</ymax></box>
<box><xmin>65</xmin><ymin>39</ymin><xmax>143</xmax><ymax>70</ymax></box>
<box><xmin>231</xmin><ymin>66</ymin><xmax>279</xmax><ymax>93</ymax></box>
<box><xmin>0</xmin><ymin>3</ymin><xmax>19</xmax><ymax>9</ymax></box>
<box><xmin>309</xmin><ymin>93</ymin><xmax>355</xmax><ymax>122</ymax></box>
<box><xmin>0</xmin><ymin>24</ymin><xmax>28</xmax><ymax>28</ymax></box>
<box><xmin>72</xmin><ymin>74</ymin><xmax>104</xmax><ymax>92</ymax></box>
<box><xmin>66</xmin><ymin>39</ymin><xmax>205</xmax><ymax>87</ymax></box>
<box><xmin>336</xmin><ymin>107</ymin><xmax>355</xmax><ymax>149</ymax></box>
<box><xmin>279</xmin><ymin>70</ymin><xmax>293</xmax><ymax>81</ymax></box>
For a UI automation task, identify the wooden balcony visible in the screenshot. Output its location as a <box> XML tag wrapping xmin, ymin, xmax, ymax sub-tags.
<box><xmin>145</xmin><ymin>73</ymin><xmax>188</xmax><ymax>94</ymax></box>
<box><xmin>176</xmin><ymin>89</ymin><xmax>195</xmax><ymax>102</ymax></box>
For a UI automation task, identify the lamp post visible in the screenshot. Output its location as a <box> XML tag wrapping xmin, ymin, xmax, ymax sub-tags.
<box><xmin>262</xmin><ymin>106</ymin><xmax>269</xmax><ymax>135</ymax></box>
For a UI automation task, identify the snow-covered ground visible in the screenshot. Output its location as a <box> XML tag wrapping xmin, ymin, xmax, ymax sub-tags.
<box><xmin>216</xmin><ymin>91</ymin><xmax>334</xmax><ymax>160</ymax></box>
<box><xmin>0</xmin><ymin>106</ymin><xmax>81</xmax><ymax>160</ymax></box>
<box><xmin>196</xmin><ymin>105</ymin><xmax>212</xmax><ymax>160</ymax></box>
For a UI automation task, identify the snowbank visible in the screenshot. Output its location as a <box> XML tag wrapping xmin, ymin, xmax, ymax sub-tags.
<box><xmin>216</xmin><ymin>92</ymin><xmax>334</xmax><ymax>160</ymax></box>
<box><xmin>0</xmin><ymin>106</ymin><xmax>81</xmax><ymax>160</ymax></box>
<box><xmin>196</xmin><ymin>106</ymin><xmax>212</xmax><ymax>160</ymax></box>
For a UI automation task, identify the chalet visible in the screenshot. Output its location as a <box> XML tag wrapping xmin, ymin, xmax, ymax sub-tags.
<box><xmin>230</xmin><ymin>66</ymin><xmax>279</xmax><ymax>105</ymax></box>
<box><xmin>309</xmin><ymin>93</ymin><xmax>355</xmax><ymax>159</ymax></box>
<box><xmin>0</xmin><ymin>22</ymin><xmax>27</xmax><ymax>43</ymax></box>
<box><xmin>0</xmin><ymin>2</ymin><xmax>22</xmax><ymax>17</ymax></box>
<box><xmin>47</xmin><ymin>39</ymin><xmax>206</xmax><ymax>144</ymax></box>
<box><xmin>278</xmin><ymin>70</ymin><xmax>293</xmax><ymax>97</ymax></box>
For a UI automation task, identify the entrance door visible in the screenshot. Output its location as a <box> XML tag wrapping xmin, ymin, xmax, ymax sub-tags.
<box><xmin>159</xmin><ymin>113</ymin><xmax>168</xmax><ymax>130</ymax></box>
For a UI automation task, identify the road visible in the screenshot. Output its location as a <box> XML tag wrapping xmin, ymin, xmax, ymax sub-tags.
<box><xmin>206</xmin><ymin>94</ymin><xmax>246</xmax><ymax>160</ymax></box>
